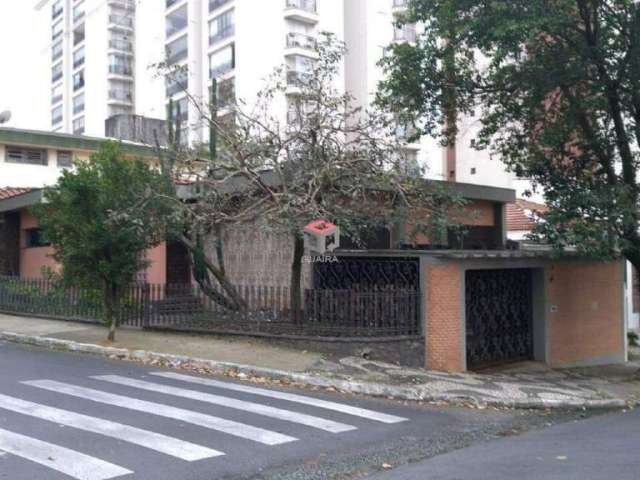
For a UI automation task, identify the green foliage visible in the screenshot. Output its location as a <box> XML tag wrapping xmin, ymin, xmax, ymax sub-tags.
<box><xmin>33</xmin><ymin>142</ymin><xmax>171</xmax><ymax>334</ymax></box>
<box><xmin>379</xmin><ymin>0</ymin><xmax>640</xmax><ymax>262</ymax></box>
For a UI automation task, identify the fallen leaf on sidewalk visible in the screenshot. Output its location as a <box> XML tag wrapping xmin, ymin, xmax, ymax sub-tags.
<box><xmin>382</xmin><ymin>463</ymin><xmax>393</xmax><ymax>469</ymax></box>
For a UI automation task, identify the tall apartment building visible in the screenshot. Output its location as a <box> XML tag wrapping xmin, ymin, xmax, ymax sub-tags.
<box><xmin>35</xmin><ymin>0</ymin><xmax>521</xmax><ymax>190</ymax></box>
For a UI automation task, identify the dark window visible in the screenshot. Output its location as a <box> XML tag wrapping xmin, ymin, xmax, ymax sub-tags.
<box><xmin>25</xmin><ymin>228</ymin><xmax>50</xmax><ymax>248</ymax></box>
<box><xmin>57</xmin><ymin>150</ymin><xmax>73</xmax><ymax>167</ymax></box>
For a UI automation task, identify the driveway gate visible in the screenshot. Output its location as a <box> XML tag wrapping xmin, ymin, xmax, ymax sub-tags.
<box><xmin>465</xmin><ymin>268</ymin><xmax>534</xmax><ymax>368</ymax></box>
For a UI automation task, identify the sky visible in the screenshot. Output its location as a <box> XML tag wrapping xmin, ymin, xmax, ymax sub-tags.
<box><xmin>0</xmin><ymin>0</ymin><xmax>49</xmax><ymax>130</ymax></box>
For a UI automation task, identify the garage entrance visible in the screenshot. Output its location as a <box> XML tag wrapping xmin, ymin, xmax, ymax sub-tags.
<box><xmin>465</xmin><ymin>268</ymin><xmax>534</xmax><ymax>368</ymax></box>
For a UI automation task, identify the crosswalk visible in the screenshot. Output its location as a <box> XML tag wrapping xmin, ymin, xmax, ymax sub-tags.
<box><xmin>0</xmin><ymin>370</ymin><xmax>409</xmax><ymax>479</ymax></box>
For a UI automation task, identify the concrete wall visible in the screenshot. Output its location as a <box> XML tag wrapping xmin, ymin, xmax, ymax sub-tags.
<box><xmin>547</xmin><ymin>261</ymin><xmax>626</xmax><ymax>367</ymax></box>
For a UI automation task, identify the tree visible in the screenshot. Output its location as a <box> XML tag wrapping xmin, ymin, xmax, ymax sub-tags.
<box><xmin>35</xmin><ymin>142</ymin><xmax>171</xmax><ymax>341</ymax></box>
<box><xmin>379</xmin><ymin>1</ymin><xmax>640</xmax><ymax>270</ymax></box>
<box><xmin>160</xmin><ymin>34</ymin><xmax>463</xmax><ymax>318</ymax></box>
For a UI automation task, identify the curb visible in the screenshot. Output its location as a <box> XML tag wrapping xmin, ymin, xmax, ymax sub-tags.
<box><xmin>0</xmin><ymin>331</ymin><xmax>629</xmax><ymax>410</ymax></box>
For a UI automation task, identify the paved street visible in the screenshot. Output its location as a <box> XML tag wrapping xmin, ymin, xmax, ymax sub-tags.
<box><xmin>0</xmin><ymin>341</ymin><xmax>548</xmax><ymax>480</ymax></box>
<box><xmin>369</xmin><ymin>405</ymin><xmax>640</xmax><ymax>480</ymax></box>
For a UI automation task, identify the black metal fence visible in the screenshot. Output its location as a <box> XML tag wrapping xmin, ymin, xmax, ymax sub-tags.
<box><xmin>0</xmin><ymin>276</ymin><xmax>421</xmax><ymax>338</ymax></box>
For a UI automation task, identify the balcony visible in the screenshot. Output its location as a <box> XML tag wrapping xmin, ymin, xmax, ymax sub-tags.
<box><xmin>209</xmin><ymin>25</ymin><xmax>235</xmax><ymax>46</ymax></box>
<box><xmin>210</xmin><ymin>61</ymin><xmax>234</xmax><ymax>78</ymax></box>
<box><xmin>109</xmin><ymin>64</ymin><xmax>133</xmax><ymax>76</ymax></box>
<box><xmin>108</xmin><ymin>0</ymin><xmax>135</xmax><ymax>10</ymax></box>
<box><xmin>73</xmin><ymin>55</ymin><xmax>85</xmax><ymax>69</ymax></box>
<box><xmin>286</xmin><ymin>70</ymin><xmax>313</xmax><ymax>88</ymax></box>
<box><xmin>284</xmin><ymin>0</ymin><xmax>318</xmax><ymax>24</ymax></box>
<box><xmin>52</xmin><ymin>71</ymin><xmax>63</xmax><ymax>83</ymax></box>
<box><xmin>209</xmin><ymin>0</ymin><xmax>232</xmax><ymax>13</ymax></box>
<box><xmin>109</xmin><ymin>39</ymin><xmax>133</xmax><ymax>52</ymax></box>
<box><xmin>166</xmin><ymin>74</ymin><xmax>188</xmax><ymax>97</ymax></box>
<box><xmin>285</xmin><ymin>32</ymin><xmax>316</xmax><ymax>53</ymax></box>
<box><xmin>167</xmin><ymin>47</ymin><xmax>188</xmax><ymax>65</ymax></box>
<box><xmin>393</xmin><ymin>25</ymin><xmax>417</xmax><ymax>43</ymax></box>
<box><xmin>108</xmin><ymin>89</ymin><xmax>133</xmax><ymax>103</ymax></box>
<box><xmin>73</xmin><ymin>103</ymin><xmax>85</xmax><ymax>115</ymax></box>
<box><xmin>52</xmin><ymin>5</ymin><xmax>63</xmax><ymax>20</ymax></box>
<box><xmin>108</xmin><ymin>14</ymin><xmax>133</xmax><ymax>29</ymax></box>
<box><xmin>392</xmin><ymin>0</ymin><xmax>409</xmax><ymax>11</ymax></box>
<box><xmin>166</xmin><ymin>0</ymin><xmax>182</xmax><ymax>8</ymax></box>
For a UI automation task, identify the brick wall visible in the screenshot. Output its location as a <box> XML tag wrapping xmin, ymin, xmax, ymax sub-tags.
<box><xmin>547</xmin><ymin>261</ymin><xmax>625</xmax><ymax>366</ymax></box>
<box><xmin>424</xmin><ymin>264</ymin><xmax>464</xmax><ymax>371</ymax></box>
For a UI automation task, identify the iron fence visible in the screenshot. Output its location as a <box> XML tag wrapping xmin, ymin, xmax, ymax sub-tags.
<box><xmin>0</xmin><ymin>276</ymin><xmax>421</xmax><ymax>338</ymax></box>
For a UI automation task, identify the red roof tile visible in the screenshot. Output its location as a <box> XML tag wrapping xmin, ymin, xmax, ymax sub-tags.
<box><xmin>506</xmin><ymin>198</ymin><xmax>548</xmax><ymax>232</ymax></box>
<box><xmin>0</xmin><ymin>188</ymin><xmax>32</xmax><ymax>201</ymax></box>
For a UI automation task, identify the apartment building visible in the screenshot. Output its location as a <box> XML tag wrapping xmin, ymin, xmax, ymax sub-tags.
<box><xmin>34</xmin><ymin>0</ymin><xmax>522</xmax><ymax>190</ymax></box>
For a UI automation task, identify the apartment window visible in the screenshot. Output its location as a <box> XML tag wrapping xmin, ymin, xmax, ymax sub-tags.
<box><xmin>286</xmin><ymin>54</ymin><xmax>314</xmax><ymax>85</ymax></box>
<box><xmin>209</xmin><ymin>9</ymin><xmax>234</xmax><ymax>45</ymax></box>
<box><xmin>52</xmin><ymin>62</ymin><xmax>63</xmax><ymax>83</ymax></box>
<box><xmin>209</xmin><ymin>0</ymin><xmax>232</xmax><ymax>12</ymax></box>
<box><xmin>52</xmin><ymin>20</ymin><xmax>63</xmax><ymax>40</ymax></box>
<box><xmin>6</xmin><ymin>146</ymin><xmax>48</xmax><ymax>166</ymax></box>
<box><xmin>166</xmin><ymin>35</ymin><xmax>188</xmax><ymax>64</ymax></box>
<box><xmin>52</xmin><ymin>105</ymin><xmax>63</xmax><ymax>125</ymax></box>
<box><xmin>73</xmin><ymin>117</ymin><xmax>85</xmax><ymax>135</ymax></box>
<box><xmin>52</xmin><ymin>0</ymin><xmax>63</xmax><ymax>20</ymax></box>
<box><xmin>215</xmin><ymin>78</ymin><xmax>235</xmax><ymax>109</ymax></box>
<box><xmin>25</xmin><ymin>228</ymin><xmax>51</xmax><ymax>248</ymax></box>
<box><xmin>73</xmin><ymin>1</ymin><xmax>85</xmax><ymax>23</ymax></box>
<box><xmin>57</xmin><ymin>150</ymin><xmax>73</xmax><ymax>168</ymax></box>
<box><xmin>52</xmin><ymin>84</ymin><xmax>63</xmax><ymax>105</ymax></box>
<box><xmin>108</xmin><ymin>54</ymin><xmax>132</xmax><ymax>75</ymax></box>
<box><xmin>285</xmin><ymin>0</ymin><xmax>317</xmax><ymax>14</ymax></box>
<box><xmin>73</xmin><ymin>93</ymin><xmax>85</xmax><ymax>115</ymax></box>
<box><xmin>167</xmin><ymin>97</ymin><xmax>188</xmax><ymax>122</ymax></box>
<box><xmin>166</xmin><ymin>0</ymin><xmax>180</xmax><ymax>7</ymax></box>
<box><xmin>52</xmin><ymin>40</ymin><xmax>63</xmax><ymax>62</ymax></box>
<box><xmin>166</xmin><ymin>4</ymin><xmax>188</xmax><ymax>37</ymax></box>
<box><xmin>393</xmin><ymin>24</ymin><xmax>416</xmax><ymax>42</ymax></box>
<box><xmin>166</xmin><ymin>69</ymin><xmax>188</xmax><ymax>97</ymax></box>
<box><xmin>74</xmin><ymin>23</ymin><xmax>85</xmax><ymax>46</ymax></box>
<box><xmin>73</xmin><ymin>70</ymin><xmax>85</xmax><ymax>91</ymax></box>
<box><xmin>73</xmin><ymin>46</ymin><xmax>85</xmax><ymax>68</ymax></box>
<box><xmin>209</xmin><ymin>44</ymin><xmax>235</xmax><ymax>78</ymax></box>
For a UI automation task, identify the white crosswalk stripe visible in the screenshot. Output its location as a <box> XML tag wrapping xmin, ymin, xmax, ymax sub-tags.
<box><xmin>151</xmin><ymin>372</ymin><xmax>409</xmax><ymax>424</ymax></box>
<box><xmin>0</xmin><ymin>427</ymin><xmax>132</xmax><ymax>480</ymax></box>
<box><xmin>23</xmin><ymin>380</ymin><xmax>297</xmax><ymax>446</ymax></box>
<box><xmin>94</xmin><ymin>375</ymin><xmax>357</xmax><ymax>434</ymax></box>
<box><xmin>0</xmin><ymin>393</ymin><xmax>222</xmax><ymax>461</ymax></box>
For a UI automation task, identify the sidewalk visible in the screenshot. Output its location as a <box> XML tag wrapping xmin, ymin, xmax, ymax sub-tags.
<box><xmin>1</xmin><ymin>313</ymin><xmax>638</xmax><ymax>409</ymax></box>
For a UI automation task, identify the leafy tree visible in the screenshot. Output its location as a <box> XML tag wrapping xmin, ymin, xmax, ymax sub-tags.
<box><xmin>159</xmin><ymin>34</ymin><xmax>463</xmax><ymax>319</ymax></box>
<box><xmin>35</xmin><ymin>142</ymin><xmax>171</xmax><ymax>341</ymax></box>
<box><xmin>379</xmin><ymin>1</ymin><xmax>640</xmax><ymax>270</ymax></box>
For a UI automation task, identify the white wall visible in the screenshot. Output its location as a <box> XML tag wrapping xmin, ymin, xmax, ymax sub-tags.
<box><xmin>0</xmin><ymin>144</ymin><xmax>81</xmax><ymax>188</ymax></box>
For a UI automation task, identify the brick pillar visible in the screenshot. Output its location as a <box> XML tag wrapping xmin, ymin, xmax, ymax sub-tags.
<box><xmin>424</xmin><ymin>264</ymin><xmax>464</xmax><ymax>372</ymax></box>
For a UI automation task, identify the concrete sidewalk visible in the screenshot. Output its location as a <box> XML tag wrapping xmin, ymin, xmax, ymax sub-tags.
<box><xmin>1</xmin><ymin>313</ymin><xmax>638</xmax><ymax>409</ymax></box>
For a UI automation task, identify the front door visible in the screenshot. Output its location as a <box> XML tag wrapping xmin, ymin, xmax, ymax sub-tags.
<box><xmin>465</xmin><ymin>269</ymin><xmax>534</xmax><ymax>368</ymax></box>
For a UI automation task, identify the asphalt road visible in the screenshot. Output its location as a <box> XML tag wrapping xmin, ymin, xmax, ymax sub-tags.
<box><xmin>0</xmin><ymin>341</ymin><xmax>611</xmax><ymax>480</ymax></box>
<box><xmin>369</xmin><ymin>403</ymin><xmax>640</xmax><ymax>480</ymax></box>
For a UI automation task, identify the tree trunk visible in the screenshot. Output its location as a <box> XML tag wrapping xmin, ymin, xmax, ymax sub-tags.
<box><xmin>104</xmin><ymin>282</ymin><xmax>118</xmax><ymax>342</ymax></box>
<box><xmin>178</xmin><ymin>233</ymin><xmax>247</xmax><ymax>310</ymax></box>
<box><xmin>290</xmin><ymin>234</ymin><xmax>305</xmax><ymax>324</ymax></box>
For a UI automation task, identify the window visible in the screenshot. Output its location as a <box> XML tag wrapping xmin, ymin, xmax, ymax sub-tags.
<box><xmin>6</xmin><ymin>146</ymin><xmax>48</xmax><ymax>166</ymax></box>
<box><xmin>166</xmin><ymin>0</ymin><xmax>180</xmax><ymax>7</ymax></box>
<box><xmin>166</xmin><ymin>35</ymin><xmax>188</xmax><ymax>64</ymax></box>
<box><xmin>74</xmin><ymin>23</ymin><xmax>85</xmax><ymax>46</ymax></box>
<box><xmin>165</xmin><ymin>69</ymin><xmax>188</xmax><ymax>96</ymax></box>
<box><xmin>73</xmin><ymin>117</ymin><xmax>85</xmax><ymax>135</ymax></box>
<box><xmin>52</xmin><ymin>62</ymin><xmax>63</xmax><ymax>83</ymax></box>
<box><xmin>209</xmin><ymin>9</ymin><xmax>234</xmax><ymax>45</ymax></box>
<box><xmin>51</xmin><ymin>105</ymin><xmax>63</xmax><ymax>125</ymax></box>
<box><xmin>25</xmin><ymin>228</ymin><xmax>50</xmax><ymax>248</ymax></box>
<box><xmin>73</xmin><ymin>46</ymin><xmax>85</xmax><ymax>68</ymax></box>
<box><xmin>52</xmin><ymin>19</ymin><xmax>63</xmax><ymax>40</ymax></box>
<box><xmin>52</xmin><ymin>84</ymin><xmax>63</xmax><ymax>105</ymax></box>
<box><xmin>166</xmin><ymin>4</ymin><xmax>188</xmax><ymax>37</ymax></box>
<box><xmin>209</xmin><ymin>0</ymin><xmax>232</xmax><ymax>12</ymax></box>
<box><xmin>73</xmin><ymin>1</ymin><xmax>85</xmax><ymax>23</ymax></box>
<box><xmin>167</xmin><ymin>97</ymin><xmax>188</xmax><ymax>122</ymax></box>
<box><xmin>52</xmin><ymin>40</ymin><xmax>63</xmax><ymax>62</ymax></box>
<box><xmin>108</xmin><ymin>54</ymin><xmax>132</xmax><ymax>75</ymax></box>
<box><xmin>52</xmin><ymin>0</ymin><xmax>63</xmax><ymax>20</ymax></box>
<box><xmin>73</xmin><ymin>70</ymin><xmax>85</xmax><ymax>91</ymax></box>
<box><xmin>57</xmin><ymin>150</ymin><xmax>73</xmax><ymax>168</ymax></box>
<box><xmin>209</xmin><ymin>44</ymin><xmax>235</xmax><ymax>78</ymax></box>
<box><xmin>73</xmin><ymin>93</ymin><xmax>85</xmax><ymax>114</ymax></box>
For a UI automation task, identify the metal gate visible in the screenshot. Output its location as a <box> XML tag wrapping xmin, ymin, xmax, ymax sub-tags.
<box><xmin>465</xmin><ymin>269</ymin><xmax>533</xmax><ymax>368</ymax></box>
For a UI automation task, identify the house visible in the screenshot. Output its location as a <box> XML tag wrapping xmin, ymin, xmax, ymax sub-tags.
<box><xmin>0</xmin><ymin>127</ymin><xmax>628</xmax><ymax>373</ymax></box>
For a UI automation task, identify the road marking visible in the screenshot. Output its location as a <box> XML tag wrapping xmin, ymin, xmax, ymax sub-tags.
<box><xmin>94</xmin><ymin>375</ymin><xmax>357</xmax><ymax>434</ymax></box>
<box><xmin>23</xmin><ymin>380</ymin><xmax>297</xmax><ymax>446</ymax></box>
<box><xmin>0</xmin><ymin>427</ymin><xmax>132</xmax><ymax>480</ymax></box>
<box><xmin>0</xmin><ymin>393</ymin><xmax>222</xmax><ymax>461</ymax></box>
<box><xmin>151</xmin><ymin>372</ymin><xmax>409</xmax><ymax>424</ymax></box>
